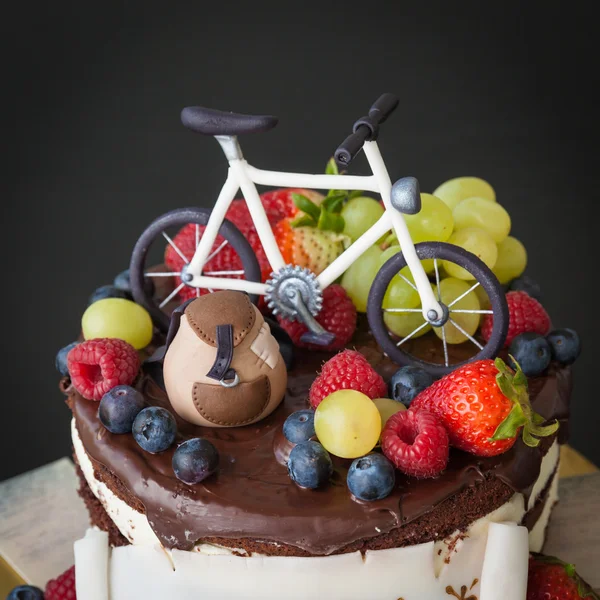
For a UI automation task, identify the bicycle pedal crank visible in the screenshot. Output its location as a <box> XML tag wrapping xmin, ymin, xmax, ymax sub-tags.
<box><xmin>265</xmin><ymin>265</ymin><xmax>336</xmax><ymax>347</ymax></box>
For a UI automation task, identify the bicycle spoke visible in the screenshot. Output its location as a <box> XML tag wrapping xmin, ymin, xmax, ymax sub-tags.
<box><xmin>205</xmin><ymin>240</ymin><xmax>229</xmax><ymax>264</ymax></box>
<box><xmin>448</xmin><ymin>318</ymin><xmax>484</xmax><ymax>350</ymax></box>
<box><xmin>383</xmin><ymin>307</ymin><xmax>423</xmax><ymax>313</ymax></box>
<box><xmin>449</xmin><ymin>309</ymin><xmax>493</xmax><ymax>314</ymax></box>
<box><xmin>159</xmin><ymin>283</ymin><xmax>185</xmax><ymax>309</ymax></box>
<box><xmin>396</xmin><ymin>321</ymin><xmax>430</xmax><ymax>347</ymax></box>
<box><xmin>162</xmin><ymin>232</ymin><xmax>189</xmax><ymax>265</ymax></box>
<box><xmin>195</xmin><ymin>223</ymin><xmax>200</xmax><ymax>249</ymax></box>
<box><xmin>434</xmin><ymin>258</ymin><xmax>442</xmax><ymax>301</ymax></box>
<box><xmin>195</xmin><ymin>287</ymin><xmax>200</xmax><ymax>298</ymax></box>
<box><xmin>398</xmin><ymin>272</ymin><xmax>418</xmax><ymax>292</ymax></box>
<box><xmin>144</xmin><ymin>272</ymin><xmax>181</xmax><ymax>277</ymax></box>
<box><xmin>447</xmin><ymin>282</ymin><xmax>481</xmax><ymax>308</ymax></box>
<box><xmin>202</xmin><ymin>270</ymin><xmax>245</xmax><ymax>276</ymax></box>
<box><xmin>440</xmin><ymin>322</ymin><xmax>449</xmax><ymax>367</ymax></box>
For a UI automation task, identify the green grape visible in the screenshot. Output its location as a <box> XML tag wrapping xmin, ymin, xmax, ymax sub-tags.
<box><xmin>377</xmin><ymin>247</ymin><xmax>421</xmax><ymax>309</ymax></box>
<box><xmin>403</xmin><ymin>193</ymin><xmax>454</xmax><ymax>244</ymax></box>
<box><xmin>380</xmin><ymin>244</ymin><xmax>437</xmax><ymax>275</ymax></box>
<box><xmin>492</xmin><ymin>236</ymin><xmax>527</xmax><ymax>284</ymax></box>
<box><xmin>341</xmin><ymin>196</ymin><xmax>385</xmax><ymax>242</ymax></box>
<box><xmin>373</xmin><ymin>397</ymin><xmax>406</xmax><ymax>429</ymax></box>
<box><xmin>433</xmin><ymin>176</ymin><xmax>496</xmax><ymax>211</ymax></box>
<box><xmin>433</xmin><ymin>277</ymin><xmax>481</xmax><ymax>344</ymax></box>
<box><xmin>384</xmin><ymin>310</ymin><xmax>432</xmax><ymax>339</ymax></box>
<box><xmin>341</xmin><ymin>245</ymin><xmax>382</xmax><ymax>312</ymax></box>
<box><xmin>314</xmin><ymin>390</ymin><xmax>381</xmax><ymax>458</ymax></box>
<box><xmin>453</xmin><ymin>197</ymin><xmax>511</xmax><ymax>243</ymax></box>
<box><xmin>474</xmin><ymin>284</ymin><xmax>491</xmax><ymax>309</ymax></box>
<box><xmin>444</xmin><ymin>228</ymin><xmax>498</xmax><ymax>280</ymax></box>
<box><xmin>82</xmin><ymin>298</ymin><xmax>153</xmax><ymax>349</ymax></box>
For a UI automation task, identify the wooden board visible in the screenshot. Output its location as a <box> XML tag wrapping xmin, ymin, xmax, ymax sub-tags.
<box><xmin>1</xmin><ymin>450</ymin><xmax>598</xmax><ymax>596</ymax></box>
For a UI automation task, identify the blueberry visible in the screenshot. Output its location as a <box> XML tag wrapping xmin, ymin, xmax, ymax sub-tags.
<box><xmin>389</xmin><ymin>366</ymin><xmax>434</xmax><ymax>407</ymax></box>
<box><xmin>287</xmin><ymin>441</ymin><xmax>332</xmax><ymax>489</ymax></box>
<box><xmin>98</xmin><ymin>385</ymin><xmax>146</xmax><ymax>434</ymax></box>
<box><xmin>283</xmin><ymin>410</ymin><xmax>315</xmax><ymax>444</ymax></box>
<box><xmin>172</xmin><ymin>438</ymin><xmax>220</xmax><ymax>484</ymax></box>
<box><xmin>114</xmin><ymin>268</ymin><xmax>154</xmax><ymax>297</ymax></box>
<box><xmin>347</xmin><ymin>453</ymin><xmax>396</xmax><ymax>501</ymax></box>
<box><xmin>508</xmin><ymin>275</ymin><xmax>542</xmax><ymax>301</ymax></box>
<box><xmin>509</xmin><ymin>333</ymin><xmax>551</xmax><ymax>376</ymax></box>
<box><xmin>55</xmin><ymin>341</ymin><xmax>78</xmax><ymax>377</ymax></box>
<box><xmin>547</xmin><ymin>329</ymin><xmax>581</xmax><ymax>365</ymax></box>
<box><xmin>132</xmin><ymin>406</ymin><xmax>177</xmax><ymax>453</ymax></box>
<box><xmin>6</xmin><ymin>585</ymin><xmax>44</xmax><ymax>600</ymax></box>
<box><xmin>88</xmin><ymin>284</ymin><xmax>130</xmax><ymax>305</ymax></box>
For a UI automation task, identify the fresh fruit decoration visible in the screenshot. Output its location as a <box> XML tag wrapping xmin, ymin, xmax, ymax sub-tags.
<box><xmin>341</xmin><ymin>244</ymin><xmax>383</xmax><ymax>313</ymax></box>
<box><xmin>389</xmin><ymin>366</ymin><xmax>434</xmax><ymax>407</ymax></box>
<box><xmin>493</xmin><ymin>236</ymin><xmax>528</xmax><ymax>284</ymax></box>
<box><xmin>452</xmin><ymin>196</ymin><xmax>511</xmax><ymax>243</ymax></box>
<box><xmin>444</xmin><ymin>227</ymin><xmax>498</xmax><ymax>279</ymax></box>
<box><xmin>411</xmin><ymin>358</ymin><xmax>559</xmax><ymax>457</ymax></box>
<box><xmin>82</xmin><ymin>297</ymin><xmax>153</xmax><ymax>350</ymax></box>
<box><xmin>67</xmin><ymin>338</ymin><xmax>140</xmax><ymax>401</ymax></box>
<box><xmin>381</xmin><ymin>408</ymin><xmax>449</xmax><ymax>478</ymax></box>
<box><xmin>287</xmin><ymin>440</ymin><xmax>333</xmax><ymax>489</ymax></box>
<box><xmin>482</xmin><ymin>290</ymin><xmax>551</xmax><ymax>348</ymax></box>
<box><xmin>88</xmin><ymin>284</ymin><xmax>130</xmax><ymax>305</ymax></box>
<box><xmin>132</xmin><ymin>406</ymin><xmax>177</xmax><ymax>453</ymax></box>
<box><xmin>433</xmin><ymin>176</ymin><xmax>496</xmax><ymax>211</ymax></box>
<box><xmin>6</xmin><ymin>585</ymin><xmax>45</xmax><ymax>600</ymax></box>
<box><xmin>372</xmin><ymin>397</ymin><xmax>406</xmax><ymax>428</ymax></box>
<box><xmin>347</xmin><ymin>453</ymin><xmax>396</xmax><ymax>501</ymax></box>
<box><xmin>55</xmin><ymin>341</ymin><xmax>79</xmax><ymax>377</ymax></box>
<box><xmin>308</xmin><ymin>349</ymin><xmax>387</xmax><ymax>409</ymax></box>
<box><xmin>527</xmin><ymin>553</ymin><xmax>599</xmax><ymax>600</ymax></box>
<box><xmin>98</xmin><ymin>385</ymin><xmax>146</xmax><ymax>434</ymax></box>
<box><xmin>45</xmin><ymin>565</ymin><xmax>76</xmax><ymax>600</ymax></box>
<box><xmin>509</xmin><ymin>333</ymin><xmax>551</xmax><ymax>377</ymax></box>
<box><xmin>283</xmin><ymin>410</ymin><xmax>316</xmax><ymax>444</ymax></box>
<box><xmin>314</xmin><ymin>390</ymin><xmax>381</xmax><ymax>459</ymax></box>
<box><xmin>547</xmin><ymin>328</ymin><xmax>581</xmax><ymax>365</ymax></box>
<box><xmin>509</xmin><ymin>274</ymin><xmax>542</xmax><ymax>300</ymax></box>
<box><xmin>172</xmin><ymin>438</ymin><xmax>220</xmax><ymax>484</ymax></box>
<box><xmin>276</xmin><ymin>284</ymin><xmax>356</xmax><ymax>351</ymax></box>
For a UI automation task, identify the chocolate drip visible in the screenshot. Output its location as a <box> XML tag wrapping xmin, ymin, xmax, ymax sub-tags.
<box><xmin>71</xmin><ymin>327</ymin><xmax>571</xmax><ymax>556</ymax></box>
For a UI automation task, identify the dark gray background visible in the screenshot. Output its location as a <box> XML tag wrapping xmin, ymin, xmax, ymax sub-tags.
<box><xmin>2</xmin><ymin>3</ymin><xmax>598</xmax><ymax>480</ymax></box>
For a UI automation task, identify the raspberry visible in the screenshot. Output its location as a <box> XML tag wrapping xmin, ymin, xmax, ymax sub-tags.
<box><xmin>277</xmin><ymin>285</ymin><xmax>356</xmax><ymax>351</ymax></box>
<box><xmin>67</xmin><ymin>338</ymin><xmax>140</xmax><ymax>401</ymax></box>
<box><xmin>309</xmin><ymin>350</ymin><xmax>387</xmax><ymax>409</ymax></box>
<box><xmin>381</xmin><ymin>409</ymin><xmax>449</xmax><ymax>478</ymax></box>
<box><xmin>482</xmin><ymin>291</ymin><xmax>550</xmax><ymax>348</ymax></box>
<box><xmin>45</xmin><ymin>565</ymin><xmax>76</xmax><ymax>600</ymax></box>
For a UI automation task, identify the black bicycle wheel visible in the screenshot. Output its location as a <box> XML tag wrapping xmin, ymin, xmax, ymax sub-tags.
<box><xmin>367</xmin><ymin>241</ymin><xmax>508</xmax><ymax>377</ymax></box>
<box><xmin>130</xmin><ymin>207</ymin><xmax>261</xmax><ymax>332</ymax></box>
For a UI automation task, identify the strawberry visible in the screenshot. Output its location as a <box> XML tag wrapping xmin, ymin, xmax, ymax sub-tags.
<box><xmin>482</xmin><ymin>291</ymin><xmax>551</xmax><ymax>348</ymax></box>
<box><xmin>277</xmin><ymin>284</ymin><xmax>357</xmax><ymax>350</ymax></box>
<box><xmin>309</xmin><ymin>349</ymin><xmax>387</xmax><ymax>409</ymax></box>
<box><xmin>45</xmin><ymin>565</ymin><xmax>76</xmax><ymax>600</ymax></box>
<box><xmin>527</xmin><ymin>553</ymin><xmax>599</xmax><ymax>600</ymax></box>
<box><xmin>411</xmin><ymin>358</ymin><xmax>558</xmax><ymax>457</ymax></box>
<box><xmin>381</xmin><ymin>408</ymin><xmax>449</xmax><ymax>478</ymax></box>
<box><xmin>260</xmin><ymin>188</ymin><xmax>324</xmax><ymax>224</ymax></box>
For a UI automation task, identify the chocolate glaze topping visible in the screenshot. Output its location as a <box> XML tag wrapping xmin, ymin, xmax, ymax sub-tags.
<box><xmin>70</xmin><ymin>323</ymin><xmax>572</xmax><ymax>556</ymax></box>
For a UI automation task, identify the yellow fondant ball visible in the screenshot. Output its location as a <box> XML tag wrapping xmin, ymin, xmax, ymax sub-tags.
<box><xmin>314</xmin><ymin>390</ymin><xmax>382</xmax><ymax>459</ymax></box>
<box><xmin>82</xmin><ymin>298</ymin><xmax>153</xmax><ymax>350</ymax></box>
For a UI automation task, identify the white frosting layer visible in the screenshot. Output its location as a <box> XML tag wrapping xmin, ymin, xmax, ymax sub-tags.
<box><xmin>73</xmin><ymin>418</ymin><xmax>559</xmax><ymax>599</ymax></box>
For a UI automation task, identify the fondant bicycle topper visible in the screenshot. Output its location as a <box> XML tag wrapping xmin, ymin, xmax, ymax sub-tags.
<box><xmin>130</xmin><ymin>94</ymin><xmax>509</xmax><ymax>376</ymax></box>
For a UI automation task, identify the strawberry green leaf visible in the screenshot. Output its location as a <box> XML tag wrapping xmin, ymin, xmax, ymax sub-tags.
<box><xmin>318</xmin><ymin>210</ymin><xmax>345</xmax><ymax>233</ymax></box>
<box><xmin>322</xmin><ymin>193</ymin><xmax>347</xmax><ymax>214</ymax></box>
<box><xmin>291</xmin><ymin>193</ymin><xmax>321</xmax><ymax>222</ymax></box>
<box><xmin>325</xmin><ymin>157</ymin><xmax>339</xmax><ymax>176</ymax></box>
<box><xmin>347</xmin><ymin>189</ymin><xmax>364</xmax><ymax>200</ymax></box>
<box><xmin>291</xmin><ymin>215</ymin><xmax>317</xmax><ymax>228</ymax></box>
<box><xmin>490</xmin><ymin>358</ymin><xmax>560</xmax><ymax>448</ymax></box>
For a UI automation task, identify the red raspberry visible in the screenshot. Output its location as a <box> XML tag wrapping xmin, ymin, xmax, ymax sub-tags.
<box><xmin>45</xmin><ymin>565</ymin><xmax>76</xmax><ymax>600</ymax></box>
<box><xmin>381</xmin><ymin>409</ymin><xmax>449</xmax><ymax>478</ymax></box>
<box><xmin>277</xmin><ymin>285</ymin><xmax>357</xmax><ymax>351</ymax></box>
<box><xmin>482</xmin><ymin>291</ymin><xmax>551</xmax><ymax>348</ymax></box>
<box><xmin>67</xmin><ymin>339</ymin><xmax>140</xmax><ymax>401</ymax></box>
<box><xmin>309</xmin><ymin>350</ymin><xmax>387</xmax><ymax>409</ymax></box>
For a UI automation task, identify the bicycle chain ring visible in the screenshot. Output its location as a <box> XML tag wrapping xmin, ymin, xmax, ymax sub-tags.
<box><xmin>265</xmin><ymin>265</ymin><xmax>323</xmax><ymax>321</ymax></box>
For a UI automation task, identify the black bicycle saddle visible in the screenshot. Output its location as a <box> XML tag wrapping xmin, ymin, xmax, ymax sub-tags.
<box><xmin>181</xmin><ymin>106</ymin><xmax>278</xmax><ymax>136</ymax></box>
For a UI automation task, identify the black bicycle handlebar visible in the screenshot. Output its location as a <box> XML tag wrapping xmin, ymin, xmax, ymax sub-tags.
<box><xmin>334</xmin><ymin>93</ymin><xmax>399</xmax><ymax>166</ymax></box>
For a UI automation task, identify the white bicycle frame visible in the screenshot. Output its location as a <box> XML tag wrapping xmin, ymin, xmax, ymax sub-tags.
<box><xmin>184</xmin><ymin>136</ymin><xmax>442</xmax><ymax>321</ymax></box>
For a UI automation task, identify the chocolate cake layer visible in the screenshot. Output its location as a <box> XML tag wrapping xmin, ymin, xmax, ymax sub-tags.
<box><xmin>68</xmin><ymin>322</ymin><xmax>571</xmax><ymax>557</ymax></box>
